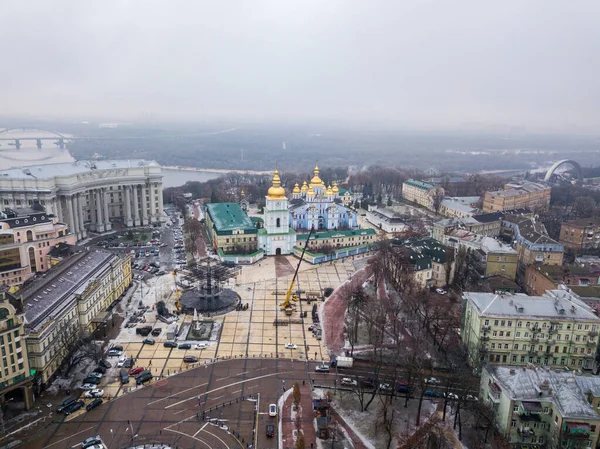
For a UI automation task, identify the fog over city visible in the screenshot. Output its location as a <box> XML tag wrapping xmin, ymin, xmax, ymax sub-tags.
<box><xmin>2</xmin><ymin>0</ymin><xmax>600</xmax><ymax>132</ymax></box>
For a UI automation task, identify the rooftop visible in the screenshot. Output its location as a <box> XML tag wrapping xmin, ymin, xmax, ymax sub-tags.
<box><xmin>403</xmin><ymin>179</ymin><xmax>436</xmax><ymax>191</ymax></box>
<box><xmin>485</xmin><ymin>275</ymin><xmax>520</xmax><ymax>292</ymax></box>
<box><xmin>17</xmin><ymin>250</ymin><xmax>117</xmax><ymax>331</ymax></box>
<box><xmin>569</xmin><ymin>286</ymin><xmax>600</xmax><ymax>300</ymax></box>
<box><xmin>471</xmin><ymin>208</ymin><xmax>532</xmax><ymax>223</ymax></box>
<box><xmin>532</xmin><ymin>264</ymin><xmax>593</xmax><ymax>282</ymax></box>
<box><xmin>487</xmin><ymin>365</ymin><xmax>600</xmax><ymax>419</ymax></box>
<box><xmin>206</xmin><ymin>203</ymin><xmax>256</xmax><ymax>233</ymax></box>
<box><xmin>440</xmin><ymin>199</ymin><xmax>478</xmax><ymax>215</ymax></box>
<box><xmin>0</xmin><ymin>159</ymin><xmax>160</xmax><ymax>180</ymax></box>
<box><xmin>503</xmin><ymin>214</ymin><xmax>561</xmax><ymax>246</ymax></box>
<box><xmin>464</xmin><ymin>291</ymin><xmax>600</xmax><ymax>322</ymax></box>
<box><xmin>487</xmin><ymin>182</ymin><xmax>550</xmax><ymax>198</ymax></box>
<box><xmin>394</xmin><ymin>237</ymin><xmax>449</xmax><ymax>265</ymax></box>
<box><xmin>0</xmin><ymin>209</ymin><xmax>52</xmax><ymax>228</ymax></box>
<box><xmin>562</xmin><ymin>216</ymin><xmax>600</xmax><ymax>228</ymax></box>
<box><xmin>296</xmin><ymin>228</ymin><xmax>376</xmax><ymax>241</ymax></box>
<box><xmin>445</xmin><ymin>229</ymin><xmax>516</xmax><ymax>254</ymax></box>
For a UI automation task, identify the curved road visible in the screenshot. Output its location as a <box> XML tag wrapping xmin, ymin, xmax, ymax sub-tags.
<box><xmin>28</xmin><ymin>358</ymin><xmax>319</xmax><ymax>449</ymax></box>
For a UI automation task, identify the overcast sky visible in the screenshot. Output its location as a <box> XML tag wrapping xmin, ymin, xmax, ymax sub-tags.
<box><xmin>1</xmin><ymin>1</ymin><xmax>599</xmax><ymax>131</ymax></box>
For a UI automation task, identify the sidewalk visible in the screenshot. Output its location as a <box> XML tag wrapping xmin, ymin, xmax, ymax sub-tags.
<box><xmin>281</xmin><ymin>384</ymin><xmax>316</xmax><ymax>449</ymax></box>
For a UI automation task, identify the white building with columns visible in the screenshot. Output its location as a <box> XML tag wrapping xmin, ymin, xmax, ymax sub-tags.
<box><xmin>0</xmin><ymin>160</ymin><xmax>164</xmax><ymax>240</ymax></box>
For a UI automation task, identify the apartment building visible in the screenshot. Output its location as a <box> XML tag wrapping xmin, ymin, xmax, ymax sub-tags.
<box><xmin>483</xmin><ymin>182</ymin><xmax>551</xmax><ymax>213</ymax></box>
<box><xmin>205</xmin><ymin>203</ymin><xmax>259</xmax><ymax>255</ymax></box>
<box><xmin>481</xmin><ymin>365</ymin><xmax>600</xmax><ymax>449</ymax></box>
<box><xmin>0</xmin><ymin>286</ymin><xmax>33</xmax><ymax>409</ymax></box>
<box><xmin>393</xmin><ymin>238</ymin><xmax>452</xmax><ymax>288</ymax></box>
<box><xmin>501</xmin><ymin>215</ymin><xmax>564</xmax><ymax>279</ymax></box>
<box><xmin>0</xmin><ymin>208</ymin><xmax>76</xmax><ymax>288</ymax></box>
<box><xmin>560</xmin><ymin>217</ymin><xmax>600</xmax><ymax>253</ymax></box>
<box><xmin>438</xmin><ymin>196</ymin><xmax>480</xmax><ymax>218</ymax></box>
<box><xmin>462</xmin><ymin>291</ymin><xmax>600</xmax><ymax>371</ymax></box>
<box><xmin>525</xmin><ymin>264</ymin><xmax>599</xmax><ymax>297</ymax></box>
<box><xmin>13</xmin><ymin>249</ymin><xmax>132</xmax><ymax>385</ymax></box>
<box><xmin>442</xmin><ymin>230</ymin><xmax>518</xmax><ymax>281</ymax></box>
<box><xmin>401</xmin><ymin>179</ymin><xmax>442</xmax><ymax>209</ymax></box>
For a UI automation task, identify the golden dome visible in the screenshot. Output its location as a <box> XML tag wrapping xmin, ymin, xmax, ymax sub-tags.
<box><xmin>301</xmin><ymin>181</ymin><xmax>309</xmax><ymax>192</ymax></box>
<box><xmin>267</xmin><ymin>169</ymin><xmax>286</xmax><ymax>199</ymax></box>
<box><xmin>309</xmin><ymin>165</ymin><xmax>324</xmax><ymax>187</ymax></box>
<box><xmin>332</xmin><ymin>182</ymin><xmax>339</xmax><ymax>193</ymax></box>
<box><xmin>326</xmin><ymin>185</ymin><xmax>334</xmax><ymax>196</ymax></box>
<box><xmin>306</xmin><ymin>186</ymin><xmax>315</xmax><ymax>196</ymax></box>
<box><xmin>293</xmin><ymin>183</ymin><xmax>301</xmax><ymax>194</ymax></box>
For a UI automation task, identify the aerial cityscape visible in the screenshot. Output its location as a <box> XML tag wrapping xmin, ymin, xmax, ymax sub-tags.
<box><xmin>1</xmin><ymin>2</ymin><xmax>600</xmax><ymax>449</ymax></box>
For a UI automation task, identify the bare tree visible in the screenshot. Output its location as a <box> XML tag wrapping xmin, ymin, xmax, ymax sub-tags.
<box><xmin>60</xmin><ymin>332</ymin><xmax>103</xmax><ymax>375</ymax></box>
<box><xmin>376</xmin><ymin>391</ymin><xmax>396</xmax><ymax>449</ymax></box>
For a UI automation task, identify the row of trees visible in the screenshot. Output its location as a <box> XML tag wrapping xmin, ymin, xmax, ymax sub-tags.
<box><xmin>336</xmin><ymin>244</ymin><xmax>508</xmax><ymax>449</ymax></box>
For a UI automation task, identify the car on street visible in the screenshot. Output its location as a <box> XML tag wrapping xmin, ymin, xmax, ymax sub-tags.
<box><xmin>86</xmin><ymin>398</ymin><xmax>103</xmax><ymax>412</ymax></box>
<box><xmin>466</xmin><ymin>394</ymin><xmax>478</xmax><ymax>401</ymax></box>
<box><xmin>315</xmin><ymin>365</ymin><xmax>330</xmax><ymax>373</ymax></box>
<box><xmin>107</xmin><ymin>348</ymin><xmax>122</xmax><ymax>357</ymax></box>
<box><xmin>80</xmin><ymin>383</ymin><xmax>97</xmax><ymax>390</ymax></box>
<box><xmin>178</xmin><ymin>343</ymin><xmax>191</xmax><ymax>350</ymax></box>
<box><xmin>193</xmin><ymin>343</ymin><xmax>208</xmax><ymax>349</ymax></box>
<box><xmin>164</xmin><ymin>341</ymin><xmax>177</xmax><ymax>348</ymax></box>
<box><xmin>117</xmin><ymin>355</ymin><xmax>128</xmax><ymax>367</ymax></box>
<box><xmin>445</xmin><ymin>392</ymin><xmax>459</xmax><ymax>400</ymax></box>
<box><xmin>129</xmin><ymin>367</ymin><xmax>145</xmax><ymax>376</ymax></box>
<box><xmin>81</xmin><ymin>436</ymin><xmax>102</xmax><ymax>448</ymax></box>
<box><xmin>436</xmin><ymin>288</ymin><xmax>447</xmax><ymax>295</ymax></box>
<box><xmin>425</xmin><ymin>389</ymin><xmax>441</xmax><ymax>397</ymax></box>
<box><xmin>360</xmin><ymin>378</ymin><xmax>375</xmax><ymax>388</ymax></box>
<box><xmin>142</xmin><ymin>338</ymin><xmax>155</xmax><ymax>345</ymax></box>
<box><xmin>56</xmin><ymin>397</ymin><xmax>77</xmax><ymax>413</ymax></box>
<box><xmin>183</xmin><ymin>355</ymin><xmax>199</xmax><ymax>363</ymax></box>
<box><xmin>379</xmin><ymin>383</ymin><xmax>393</xmax><ymax>391</ymax></box>
<box><xmin>88</xmin><ymin>372</ymin><xmax>103</xmax><ymax>379</ymax></box>
<box><xmin>268</xmin><ymin>404</ymin><xmax>277</xmax><ymax>416</ymax></box>
<box><xmin>284</xmin><ymin>343</ymin><xmax>297</xmax><ymax>349</ymax></box>
<box><xmin>396</xmin><ymin>381</ymin><xmax>411</xmax><ymax>393</ymax></box>
<box><xmin>341</xmin><ymin>378</ymin><xmax>357</xmax><ymax>387</ymax></box>
<box><xmin>84</xmin><ymin>389</ymin><xmax>104</xmax><ymax>398</ymax></box>
<box><xmin>82</xmin><ymin>376</ymin><xmax>101</xmax><ymax>385</ymax></box>
<box><xmin>266</xmin><ymin>424</ymin><xmax>275</xmax><ymax>438</ymax></box>
<box><xmin>425</xmin><ymin>377</ymin><xmax>441</xmax><ymax>385</ymax></box>
<box><xmin>64</xmin><ymin>401</ymin><xmax>84</xmax><ymax>415</ymax></box>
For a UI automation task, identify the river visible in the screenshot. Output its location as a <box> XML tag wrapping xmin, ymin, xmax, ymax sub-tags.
<box><xmin>161</xmin><ymin>168</ymin><xmax>223</xmax><ymax>188</ymax></box>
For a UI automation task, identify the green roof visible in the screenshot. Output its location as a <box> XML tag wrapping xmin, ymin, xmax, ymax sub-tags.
<box><xmin>394</xmin><ymin>237</ymin><xmax>448</xmax><ymax>265</ymax></box>
<box><xmin>338</xmin><ymin>187</ymin><xmax>352</xmax><ymax>196</ymax></box>
<box><xmin>250</xmin><ymin>217</ymin><xmax>264</xmax><ymax>224</ymax></box>
<box><xmin>206</xmin><ymin>203</ymin><xmax>257</xmax><ymax>234</ymax></box>
<box><xmin>296</xmin><ymin>228</ymin><xmax>376</xmax><ymax>241</ymax></box>
<box><xmin>403</xmin><ymin>179</ymin><xmax>435</xmax><ymax>190</ymax></box>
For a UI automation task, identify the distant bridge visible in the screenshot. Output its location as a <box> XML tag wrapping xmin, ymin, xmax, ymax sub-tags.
<box><xmin>0</xmin><ymin>126</ymin><xmax>239</xmax><ymax>150</ymax></box>
<box><xmin>544</xmin><ymin>159</ymin><xmax>582</xmax><ymax>182</ymax></box>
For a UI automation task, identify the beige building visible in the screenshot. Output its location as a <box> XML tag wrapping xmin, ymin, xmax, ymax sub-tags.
<box><xmin>0</xmin><ymin>286</ymin><xmax>33</xmax><ymax>409</ymax></box>
<box><xmin>0</xmin><ymin>160</ymin><xmax>164</xmax><ymax>241</ymax></box>
<box><xmin>401</xmin><ymin>179</ymin><xmax>443</xmax><ymax>209</ymax></box>
<box><xmin>483</xmin><ymin>181</ymin><xmax>551</xmax><ymax>213</ymax></box>
<box><xmin>0</xmin><ymin>208</ymin><xmax>76</xmax><ymax>288</ymax></box>
<box><xmin>462</xmin><ymin>291</ymin><xmax>600</xmax><ymax>371</ymax></box>
<box><xmin>560</xmin><ymin>216</ymin><xmax>600</xmax><ymax>254</ymax></box>
<box><xmin>13</xmin><ymin>249</ymin><xmax>132</xmax><ymax>385</ymax></box>
<box><xmin>205</xmin><ymin>202</ymin><xmax>259</xmax><ymax>255</ymax></box>
<box><xmin>438</xmin><ymin>196</ymin><xmax>480</xmax><ymax>218</ymax></box>
<box><xmin>481</xmin><ymin>365</ymin><xmax>600</xmax><ymax>449</ymax></box>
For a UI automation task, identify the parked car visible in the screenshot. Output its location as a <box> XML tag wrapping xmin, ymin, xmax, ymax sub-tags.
<box><xmin>142</xmin><ymin>338</ymin><xmax>155</xmax><ymax>345</ymax></box>
<box><xmin>341</xmin><ymin>378</ymin><xmax>357</xmax><ymax>387</ymax></box>
<box><xmin>82</xmin><ymin>376</ymin><xmax>101</xmax><ymax>385</ymax></box>
<box><xmin>379</xmin><ymin>383</ymin><xmax>393</xmax><ymax>391</ymax></box>
<box><xmin>92</xmin><ymin>366</ymin><xmax>106</xmax><ymax>375</ymax></box>
<box><xmin>193</xmin><ymin>343</ymin><xmax>208</xmax><ymax>350</ymax></box>
<box><xmin>56</xmin><ymin>397</ymin><xmax>76</xmax><ymax>413</ymax></box>
<box><xmin>64</xmin><ymin>401</ymin><xmax>85</xmax><ymax>415</ymax></box>
<box><xmin>266</xmin><ymin>424</ymin><xmax>275</xmax><ymax>438</ymax></box>
<box><xmin>88</xmin><ymin>372</ymin><xmax>103</xmax><ymax>379</ymax></box>
<box><xmin>178</xmin><ymin>343</ymin><xmax>191</xmax><ymax>350</ymax></box>
<box><xmin>81</xmin><ymin>436</ymin><xmax>102</xmax><ymax>448</ymax></box>
<box><xmin>183</xmin><ymin>355</ymin><xmax>198</xmax><ymax>363</ymax></box>
<box><xmin>425</xmin><ymin>389</ymin><xmax>441</xmax><ymax>397</ymax></box>
<box><xmin>135</xmin><ymin>370</ymin><xmax>153</xmax><ymax>385</ymax></box>
<box><xmin>120</xmin><ymin>369</ymin><xmax>130</xmax><ymax>384</ymax></box>
<box><xmin>284</xmin><ymin>343</ymin><xmax>297</xmax><ymax>349</ymax></box>
<box><xmin>164</xmin><ymin>341</ymin><xmax>177</xmax><ymax>348</ymax></box>
<box><xmin>268</xmin><ymin>404</ymin><xmax>277</xmax><ymax>417</ymax></box>
<box><xmin>117</xmin><ymin>355</ymin><xmax>128</xmax><ymax>367</ymax></box>
<box><xmin>129</xmin><ymin>367</ymin><xmax>145</xmax><ymax>376</ymax></box>
<box><xmin>84</xmin><ymin>389</ymin><xmax>104</xmax><ymax>398</ymax></box>
<box><xmin>98</xmin><ymin>360</ymin><xmax>112</xmax><ymax>369</ymax></box>
<box><xmin>396</xmin><ymin>381</ymin><xmax>411</xmax><ymax>393</ymax></box>
<box><xmin>86</xmin><ymin>398</ymin><xmax>103</xmax><ymax>411</ymax></box>
<box><xmin>151</xmin><ymin>328</ymin><xmax>162</xmax><ymax>336</ymax></box>
<box><xmin>425</xmin><ymin>377</ymin><xmax>441</xmax><ymax>385</ymax></box>
<box><xmin>315</xmin><ymin>365</ymin><xmax>330</xmax><ymax>373</ymax></box>
<box><xmin>436</xmin><ymin>288</ymin><xmax>447</xmax><ymax>295</ymax></box>
<box><xmin>80</xmin><ymin>383</ymin><xmax>97</xmax><ymax>390</ymax></box>
<box><xmin>107</xmin><ymin>348</ymin><xmax>122</xmax><ymax>357</ymax></box>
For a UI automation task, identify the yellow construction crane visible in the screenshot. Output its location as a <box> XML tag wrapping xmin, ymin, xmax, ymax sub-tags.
<box><xmin>280</xmin><ymin>226</ymin><xmax>315</xmax><ymax>316</ymax></box>
<box><xmin>173</xmin><ymin>270</ymin><xmax>181</xmax><ymax>311</ymax></box>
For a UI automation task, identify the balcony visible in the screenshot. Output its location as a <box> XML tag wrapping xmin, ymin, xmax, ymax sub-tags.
<box><xmin>564</xmin><ymin>422</ymin><xmax>590</xmax><ymax>439</ymax></box>
<box><xmin>546</xmin><ymin>339</ymin><xmax>555</xmax><ymax>345</ymax></box>
<box><xmin>586</xmin><ymin>341</ymin><xmax>596</xmax><ymax>347</ymax></box>
<box><xmin>532</xmin><ymin>327</ymin><xmax>541</xmax><ymax>333</ymax></box>
<box><xmin>481</xmin><ymin>336</ymin><xmax>490</xmax><ymax>342</ymax></box>
<box><xmin>528</xmin><ymin>349</ymin><xmax>537</xmax><ymax>356</ymax></box>
<box><xmin>589</xmin><ymin>331</ymin><xmax>598</xmax><ymax>337</ymax></box>
<box><xmin>481</xmin><ymin>325</ymin><xmax>491</xmax><ymax>332</ymax></box>
<box><xmin>488</xmin><ymin>383</ymin><xmax>501</xmax><ymax>403</ymax></box>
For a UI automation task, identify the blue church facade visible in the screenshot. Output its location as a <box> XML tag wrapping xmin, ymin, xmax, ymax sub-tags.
<box><xmin>289</xmin><ymin>166</ymin><xmax>359</xmax><ymax>231</ymax></box>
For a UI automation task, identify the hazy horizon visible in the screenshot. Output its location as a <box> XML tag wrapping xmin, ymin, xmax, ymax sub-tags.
<box><xmin>2</xmin><ymin>1</ymin><xmax>600</xmax><ymax>133</ymax></box>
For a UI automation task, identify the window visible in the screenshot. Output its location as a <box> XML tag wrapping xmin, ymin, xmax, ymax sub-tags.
<box><xmin>514</xmin><ymin>344</ymin><xmax>519</xmax><ymax>350</ymax></box>
<box><xmin>518</xmin><ymin>321</ymin><xmax>522</xmax><ymax>327</ymax></box>
<box><xmin>511</xmin><ymin>420</ymin><xmax>516</xmax><ymax>427</ymax></box>
<box><xmin>504</xmin><ymin>344</ymin><xmax>509</xmax><ymax>349</ymax></box>
<box><xmin>513</xmin><ymin>405</ymin><xmax>519</xmax><ymax>412</ymax></box>
<box><xmin>508</xmin><ymin>321</ymin><xmax>512</xmax><ymax>327</ymax></box>
<box><xmin>501</xmin><ymin>320</ymin><xmax>505</xmax><ymax>326</ymax></box>
<box><xmin>491</xmin><ymin>343</ymin><xmax>496</xmax><ymax>349</ymax></box>
<box><xmin>526</xmin><ymin>322</ymin><xmax>531</xmax><ymax>328</ymax></box>
<box><xmin>499</xmin><ymin>331</ymin><xmax>504</xmax><ymax>337</ymax></box>
<box><xmin>494</xmin><ymin>320</ymin><xmax>499</xmax><ymax>326</ymax></box>
<box><xmin>516</xmin><ymin>332</ymin><xmax>521</xmax><ymax>338</ymax></box>
<box><xmin>493</xmin><ymin>331</ymin><xmax>497</xmax><ymax>337</ymax></box>
<box><xmin>506</xmin><ymin>332</ymin><xmax>511</xmax><ymax>337</ymax></box>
